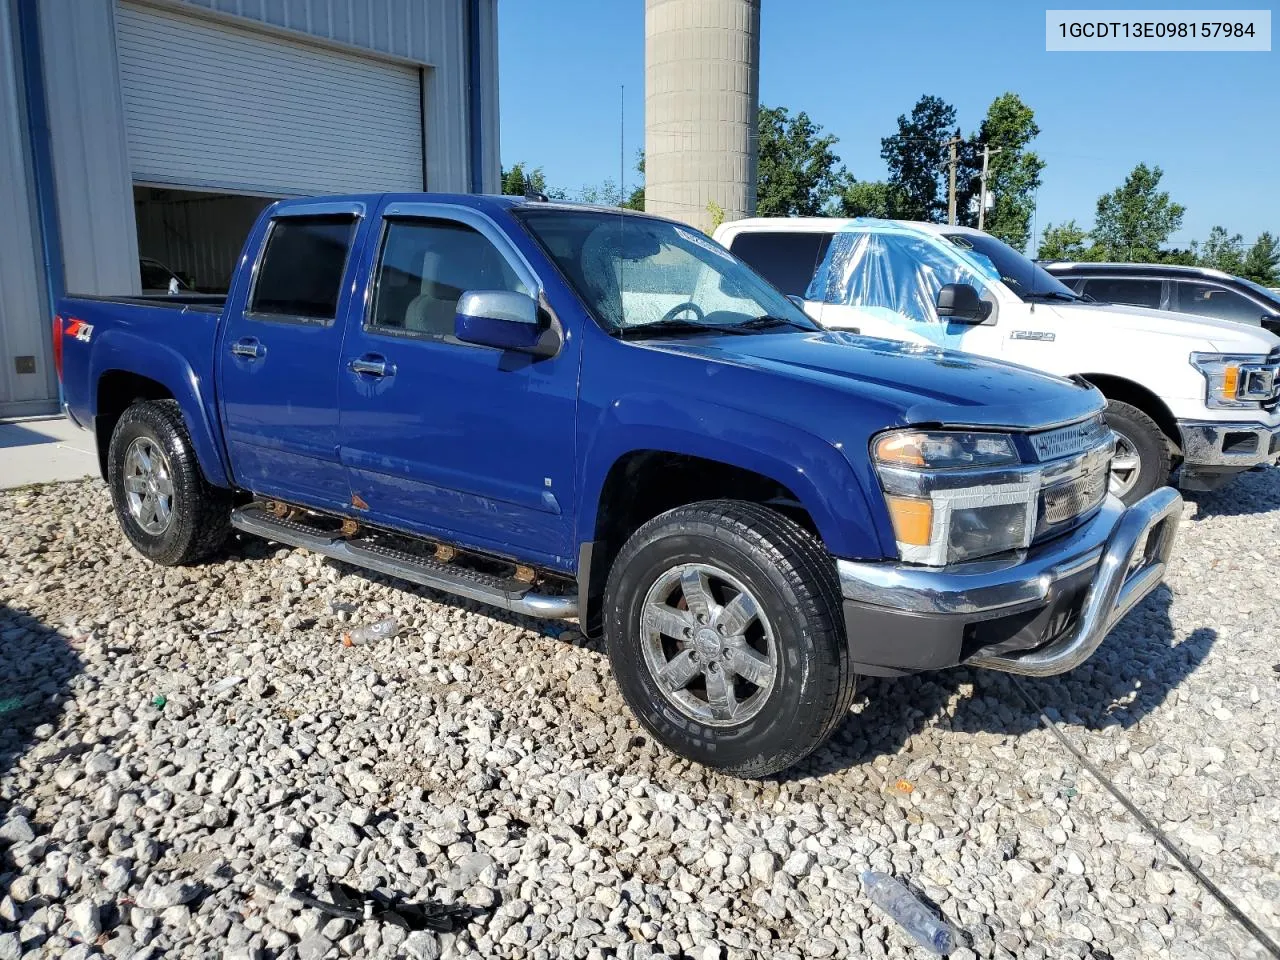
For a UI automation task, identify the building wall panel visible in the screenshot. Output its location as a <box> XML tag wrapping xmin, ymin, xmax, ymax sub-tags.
<box><xmin>0</xmin><ymin>0</ymin><xmax>57</xmax><ymax>413</ymax></box>
<box><xmin>38</xmin><ymin>0</ymin><xmax>140</xmax><ymax>297</ymax></box>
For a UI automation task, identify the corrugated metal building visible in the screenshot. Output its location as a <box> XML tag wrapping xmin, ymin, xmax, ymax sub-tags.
<box><xmin>0</xmin><ymin>0</ymin><xmax>500</xmax><ymax>418</ymax></box>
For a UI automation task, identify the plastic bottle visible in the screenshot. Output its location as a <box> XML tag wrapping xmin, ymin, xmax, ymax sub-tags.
<box><xmin>342</xmin><ymin>617</ymin><xmax>399</xmax><ymax>647</ymax></box>
<box><xmin>861</xmin><ymin>871</ymin><xmax>955</xmax><ymax>955</ymax></box>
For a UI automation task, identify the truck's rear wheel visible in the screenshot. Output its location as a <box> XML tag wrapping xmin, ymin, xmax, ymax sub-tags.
<box><xmin>107</xmin><ymin>400</ymin><xmax>231</xmax><ymax>565</ymax></box>
<box><xmin>1104</xmin><ymin>400</ymin><xmax>1171</xmax><ymax>505</ymax></box>
<box><xmin>603</xmin><ymin>500</ymin><xmax>857</xmax><ymax>777</ymax></box>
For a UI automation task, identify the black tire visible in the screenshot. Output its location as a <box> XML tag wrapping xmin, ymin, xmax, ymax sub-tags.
<box><xmin>107</xmin><ymin>399</ymin><xmax>231</xmax><ymax>565</ymax></box>
<box><xmin>1103</xmin><ymin>399</ymin><xmax>1171</xmax><ymax>505</ymax></box>
<box><xmin>603</xmin><ymin>500</ymin><xmax>857</xmax><ymax>777</ymax></box>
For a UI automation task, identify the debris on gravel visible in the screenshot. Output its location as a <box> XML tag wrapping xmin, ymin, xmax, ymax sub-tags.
<box><xmin>2</xmin><ymin>475</ymin><xmax>1278</xmax><ymax>958</ymax></box>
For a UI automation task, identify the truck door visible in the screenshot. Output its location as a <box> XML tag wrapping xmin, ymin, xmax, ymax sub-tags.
<box><xmin>217</xmin><ymin>201</ymin><xmax>369</xmax><ymax>512</ymax></box>
<box><xmin>335</xmin><ymin>203</ymin><xmax>579</xmax><ymax>570</ymax></box>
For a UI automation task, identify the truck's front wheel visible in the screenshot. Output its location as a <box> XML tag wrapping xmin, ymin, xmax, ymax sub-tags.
<box><xmin>603</xmin><ymin>500</ymin><xmax>857</xmax><ymax>777</ymax></box>
<box><xmin>107</xmin><ymin>400</ymin><xmax>231</xmax><ymax>565</ymax></box>
<box><xmin>1104</xmin><ymin>400</ymin><xmax>1171</xmax><ymax>505</ymax></box>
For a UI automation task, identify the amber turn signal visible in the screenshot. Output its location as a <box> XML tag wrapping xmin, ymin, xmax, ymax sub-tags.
<box><xmin>884</xmin><ymin>495</ymin><xmax>933</xmax><ymax>547</ymax></box>
<box><xmin>1222</xmin><ymin>364</ymin><xmax>1240</xmax><ymax>397</ymax></box>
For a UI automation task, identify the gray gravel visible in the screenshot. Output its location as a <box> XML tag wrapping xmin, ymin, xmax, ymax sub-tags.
<box><xmin>1</xmin><ymin>474</ymin><xmax>1277</xmax><ymax>959</ymax></box>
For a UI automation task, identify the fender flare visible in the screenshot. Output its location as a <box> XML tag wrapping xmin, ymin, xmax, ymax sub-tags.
<box><xmin>90</xmin><ymin>330</ymin><xmax>231</xmax><ymax>488</ymax></box>
<box><xmin>576</xmin><ymin>393</ymin><xmax>887</xmax><ymax>562</ymax></box>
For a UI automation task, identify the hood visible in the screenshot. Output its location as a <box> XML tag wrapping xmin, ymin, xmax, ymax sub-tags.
<box><xmin>639</xmin><ymin>331</ymin><xmax>1104</xmax><ymax>431</ymax></box>
<box><xmin>1049</xmin><ymin>301</ymin><xmax>1280</xmax><ymax>354</ymax></box>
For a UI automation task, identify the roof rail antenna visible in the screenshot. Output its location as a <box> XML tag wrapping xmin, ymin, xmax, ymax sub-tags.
<box><xmin>523</xmin><ymin>188</ymin><xmax>550</xmax><ymax>203</ymax></box>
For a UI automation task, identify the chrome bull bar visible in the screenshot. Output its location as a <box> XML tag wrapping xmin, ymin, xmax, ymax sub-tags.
<box><xmin>968</xmin><ymin>486</ymin><xmax>1182</xmax><ymax>677</ymax></box>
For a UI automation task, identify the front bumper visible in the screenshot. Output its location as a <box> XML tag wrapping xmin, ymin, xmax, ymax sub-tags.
<box><xmin>1178</xmin><ymin>419</ymin><xmax>1280</xmax><ymax>468</ymax></box>
<box><xmin>837</xmin><ymin>487</ymin><xmax>1182</xmax><ymax>677</ymax></box>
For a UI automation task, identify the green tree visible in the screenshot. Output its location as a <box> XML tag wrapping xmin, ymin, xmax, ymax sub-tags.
<box><xmin>1241</xmin><ymin>232</ymin><xmax>1280</xmax><ymax>285</ymax></box>
<box><xmin>623</xmin><ymin>149</ymin><xmax>645</xmax><ymax>211</ymax></box>
<box><xmin>575</xmin><ymin>180</ymin><xmax>623</xmax><ymax>206</ymax></box>
<box><xmin>1037</xmin><ymin>220</ymin><xmax>1094</xmax><ymax>260</ymax></box>
<box><xmin>1091</xmin><ymin>163</ymin><xmax>1185</xmax><ymax>261</ymax></box>
<box><xmin>837</xmin><ymin>180</ymin><xmax>902</xmax><ymax>218</ymax></box>
<box><xmin>1157</xmin><ymin>247</ymin><xmax>1200</xmax><ymax>266</ymax></box>
<box><xmin>500</xmin><ymin>162</ymin><xmax>548</xmax><ymax>197</ymax></box>
<box><xmin>756</xmin><ymin>105</ymin><xmax>850</xmax><ymax>216</ymax></box>
<box><xmin>1198</xmin><ymin>226</ymin><xmax>1246</xmax><ymax>274</ymax></box>
<box><xmin>973</xmin><ymin>93</ymin><xmax>1045</xmax><ymax>250</ymax></box>
<box><xmin>881</xmin><ymin>95</ymin><xmax>957</xmax><ymax>222</ymax></box>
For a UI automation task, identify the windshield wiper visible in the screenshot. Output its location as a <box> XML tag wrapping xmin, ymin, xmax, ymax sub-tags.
<box><xmin>733</xmin><ymin>314</ymin><xmax>815</xmax><ymax>332</ymax></box>
<box><xmin>1023</xmin><ymin>291</ymin><xmax>1080</xmax><ymax>303</ymax></box>
<box><xmin>616</xmin><ymin>319</ymin><xmax>748</xmax><ymax>339</ymax></box>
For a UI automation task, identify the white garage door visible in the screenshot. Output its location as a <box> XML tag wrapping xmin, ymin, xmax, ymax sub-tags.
<box><xmin>115</xmin><ymin>3</ymin><xmax>424</xmax><ymax>197</ymax></box>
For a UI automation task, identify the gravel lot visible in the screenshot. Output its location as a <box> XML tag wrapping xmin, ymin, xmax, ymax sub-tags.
<box><xmin>2</xmin><ymin>474</ymin><xmax>1277</xmax><ymax>960</ymax></box>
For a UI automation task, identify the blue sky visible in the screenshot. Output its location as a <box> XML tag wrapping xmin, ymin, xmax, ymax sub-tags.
<box><xmin>498</xmin><ymin>1</ymin><xmax>1277</xmax><ymax>248</ymax></box>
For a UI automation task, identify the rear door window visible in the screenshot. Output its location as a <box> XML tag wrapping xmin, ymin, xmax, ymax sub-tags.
<box><xmin>1174</xmin><ymin>281</ymin><xmax>1263</xmax><ymax>325</ymax></box>
<box><xmin>728</xmin><ymin>231</ymin><xmax>832</xmax><ymax>298</ymax></box>
<box><xmin>1078</xmin><ymin>277</ymin><xmax>1163</xmax><ymax>309</ymax></box>
<box><xmin>249</xmin><ymin>215</ymin><xmax>358</xmax><ymax>322</ymax></box>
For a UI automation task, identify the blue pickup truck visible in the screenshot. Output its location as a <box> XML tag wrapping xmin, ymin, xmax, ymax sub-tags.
<box><xmin>56</xmin><ymin>194</ymin><xmax>1182</xmax><ymax>775</ymax></box>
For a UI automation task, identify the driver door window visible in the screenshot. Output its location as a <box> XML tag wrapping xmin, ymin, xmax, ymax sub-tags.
<box><xmin>1078</xmin><ymin>277</ymin><xmax>1163</xmax><ymax>309</ymax></box>
<box><xmin>368</xmin><ymin>219</ymin><xmax>528</xmax><ymax>340</ymax></box>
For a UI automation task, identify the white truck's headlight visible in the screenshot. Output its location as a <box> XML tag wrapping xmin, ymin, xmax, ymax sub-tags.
<box><xmin>873</xmin><ymin>429</ymin><xmax>1036</xmax><ymax>566</ymax></box>
<box><xmin>1190</xmin><ymin>352</ymin><xmax>1279</xmax><ymax>408</ymax></box>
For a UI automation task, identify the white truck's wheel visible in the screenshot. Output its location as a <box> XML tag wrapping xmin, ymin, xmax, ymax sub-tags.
<box><xmin>1104</xmin><ymin>400</ymin><xmax>1172</xmax><ymax>504</ymax></box>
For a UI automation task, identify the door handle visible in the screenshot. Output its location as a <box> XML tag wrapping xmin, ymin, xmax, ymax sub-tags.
<box><xmin>230</xmin><ymin>338</ymin><xmax>264</xmax><ymax>359</ymax></box>
<box><xmin>348</xmin><ymin>355</ymin><xmax>394</xmax><ymax>378</ymax></box>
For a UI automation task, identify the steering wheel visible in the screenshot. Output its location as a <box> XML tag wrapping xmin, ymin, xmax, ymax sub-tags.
<box><xmin>659</xmin><ymin>301</ymin><xmax>705</xmax><ymax>324</ymax></box>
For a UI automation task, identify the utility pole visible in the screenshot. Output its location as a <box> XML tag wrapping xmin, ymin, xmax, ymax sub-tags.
<box><xmin>944</xmin><ymin>135</ymin><xmax>961</xmax><ymax>225</ymax></box>
<box><xmin>977</xmin><ymin>144</ymin><xmax>1003</xmax><ymax>232</ymax></box>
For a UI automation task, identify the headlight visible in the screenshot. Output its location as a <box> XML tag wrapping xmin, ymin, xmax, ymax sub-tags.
<box><xmin>1189</xmin><ymin>352</ymin><xmax>1279</xmax><ymax>409</ymax></box>
<box><xmin>873</xmin><ymin>429</ymin><xmax>1035</xmax><ymax>565</ymax></box>
<box><xmin>873</xmin><ymin>430</ymin><xmax>1019</xmax><ymax>469</ymax></box>
<box><xmin>872</xmin><ymin>426</ymin><xmax>1111</xmax><ymax>566</ymax></box>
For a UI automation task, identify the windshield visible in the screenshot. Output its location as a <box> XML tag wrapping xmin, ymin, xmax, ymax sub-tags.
<box><xmin>515</xmin><ymin>209</ymin><xmax>820</xmax><ymax>334</ymax></box>
<box><xmin>942</xmin><ymin>231</ymin><xmax>1080</xmax><ymax>301</ymax></box>
<box><xmin>807</xmin><ymin>228</ymin><xmax>995</xmax><ymax>325</ymax></box>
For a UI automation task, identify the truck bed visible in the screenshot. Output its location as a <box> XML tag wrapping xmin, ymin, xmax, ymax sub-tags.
<box><xmin>58</xmin><ymin>293</ymin><xmax>230</xmax><ymax>484</ymax></box>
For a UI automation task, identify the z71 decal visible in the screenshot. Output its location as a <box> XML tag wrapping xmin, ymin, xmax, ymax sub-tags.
<box><xmin>65</xmin><ymin>319</ymin><xmax>94</xmax><ymax>342</ymax></box>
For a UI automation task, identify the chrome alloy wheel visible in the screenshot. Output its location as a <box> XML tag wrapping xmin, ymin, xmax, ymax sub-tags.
<box><xmin>639</xmin><ymin>563</ymin><xmax>778</xmax><ymax>727</ymax></box>
<box><xmin>123</xmin><ymin>437</ymin><xmax>175</xmax><ymax>535</ymax></box>
<box><xmin>1109</xmin><ymin>430</ymin><xmax>1141</xmax><ymax>499</ymax></box>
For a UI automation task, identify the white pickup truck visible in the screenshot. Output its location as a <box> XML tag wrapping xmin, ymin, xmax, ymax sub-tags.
<box><xmin>715</xmin><ymin>217</ymin><xmax>1280</xmax><ymax>503</ymax></box>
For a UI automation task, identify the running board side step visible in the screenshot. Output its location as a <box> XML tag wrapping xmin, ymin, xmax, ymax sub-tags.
<box><xmin>231</xmin><ymin>505</ymin><xmax>577</xmax><ymax>619</ymax></box>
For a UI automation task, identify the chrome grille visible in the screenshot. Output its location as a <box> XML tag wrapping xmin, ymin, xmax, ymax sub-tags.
<box><xmin>1041</xmin><ymin>460</ymin><xmax>1108</xmax><ymax>526</ymax></box>
<box><xmin>1250</xmin><ymin>348</ymin><xmax>1280</xmax><ymax>408</ymax></box>
<box><xmin>1030</xmin><ymin>414</ymin><xmax>1109</xmax><ymax>462</ymax></box>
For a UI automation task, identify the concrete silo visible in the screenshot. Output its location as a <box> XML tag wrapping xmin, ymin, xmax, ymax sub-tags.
<box><xmin>644</xmin><ymin>0</ymin><xmax>760</xmax><ymax>232</ymax></box>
